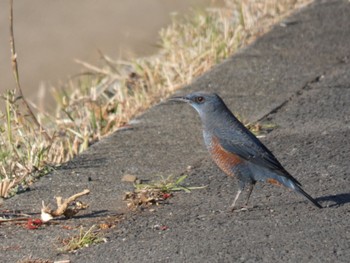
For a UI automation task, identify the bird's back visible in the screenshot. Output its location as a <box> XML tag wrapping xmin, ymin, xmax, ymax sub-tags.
<box><xmin>202</xmin><ymin>103</ymin><xmax>302</xmax><ymax>186</ymax></box>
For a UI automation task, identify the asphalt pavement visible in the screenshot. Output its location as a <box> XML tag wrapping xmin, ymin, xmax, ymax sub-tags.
<box><xmin>1</xmin><ymin>0</ymin><xmax>349</xmax><ymax>262</ymax></box>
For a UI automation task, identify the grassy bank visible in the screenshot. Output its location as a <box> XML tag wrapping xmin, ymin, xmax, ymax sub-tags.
<box><xmin>0</xmin><ymin>0</ymin><xmax>311</xmax><ymax>198</ymax></box>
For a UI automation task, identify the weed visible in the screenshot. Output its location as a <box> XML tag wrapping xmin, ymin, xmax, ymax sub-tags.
<box><xmin>134</xmin><ymin>174</ymin><xmax>206</xmax><ymax>193</ymax></box>
<box><xmin>247</xmin><ymin>122</ymin><xmax>278</xmax><ymax>137</ymax></box>
<box><xmin>59</xmin><ymin>225</ymin><xmax>105</xmax><ymax>252</ymax></box>
<box><xmin>124</xmin><ymin>174</ymin><xmax>207</xmax><ymax>209</ymax></box>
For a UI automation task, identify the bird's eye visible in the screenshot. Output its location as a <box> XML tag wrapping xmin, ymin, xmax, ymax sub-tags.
<box><xmin>195</xmin><ymin>96</ymin><xmax>205</xmax><ymax>103</ymax></box>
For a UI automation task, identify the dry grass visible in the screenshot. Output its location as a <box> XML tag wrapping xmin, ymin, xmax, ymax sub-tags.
<box><xmin>0</xmin><ymin>0</ymin><xmax>311</xmax><ymax>197</ymax></box>
<box><xmin>124</xmin><ymin>174</ymin><xmax>207</xmax><ymax>209</ymax></box>
<box><xmin>58</xmin><ymin>225</ymin><xmax>105</xmax><ymax>252</ymax></box>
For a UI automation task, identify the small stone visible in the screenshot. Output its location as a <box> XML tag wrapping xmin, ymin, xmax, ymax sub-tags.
<box><xmin>121</xmin><ymin>174</ymin><xmax>137</xmax><ymax>182</ymax></box>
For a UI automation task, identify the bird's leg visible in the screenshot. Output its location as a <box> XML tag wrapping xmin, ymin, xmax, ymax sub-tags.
<box><xmin>230</xmin><ymin>181</ymin><xmax>256</xmax><ymax>212</ymax></box>
<box><xmin>229</xmin><ymin>189</ymin><xmax>242</xmax><ymax>212</ymax></box>
<box><xmin>244</xmin><ymin>181</ymin><xmax>256</xmax><ymax>207</ymax></box>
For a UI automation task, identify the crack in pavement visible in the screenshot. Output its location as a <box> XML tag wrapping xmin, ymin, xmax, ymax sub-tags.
<box><xmin>255</xmin><ymin>73</ymin><xmax>325</xmax><ymax>123</ymax></box>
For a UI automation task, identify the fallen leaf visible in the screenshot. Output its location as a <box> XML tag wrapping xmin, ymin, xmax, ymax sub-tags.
<box><xmin>62</xmin><ymin>225</ymin><xmax>74</xmax><ymax>230</ymax></box>
<box><xmin>162</xmin><ymin>193</ymin><xmax>172</xmax><ymax>199</ymax></box>
<box><xmin>26</xmin><ymin>218</ymin><xmax>43</xmax><ymax>230</ymax></box>
<box><xmin>160</xmin><ymin>225</ymin><xmax>169</xmax><ymax>231</ymax></box>
<box><xmin>99</xmin><ymin>223</ymin><xmax>112</xmax><ymax>230</ymax></box>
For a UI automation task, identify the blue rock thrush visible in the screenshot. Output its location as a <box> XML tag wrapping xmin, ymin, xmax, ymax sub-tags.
<box><xmin>169</xmin><ymin>91</ymin><xmax>322</xmax><ymax>210</ymax></box>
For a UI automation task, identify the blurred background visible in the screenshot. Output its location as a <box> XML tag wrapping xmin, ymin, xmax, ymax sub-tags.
<box><xmin>0</xmin><ymin>0</ymin><xmax>221</xmax><ymax>104</ymax></box>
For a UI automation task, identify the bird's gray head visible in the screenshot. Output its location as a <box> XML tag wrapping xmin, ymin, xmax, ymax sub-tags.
<box><xmin>169</xmin><ymin>91</ymin><xmax>229</xmax><ymax>121</ymax></box>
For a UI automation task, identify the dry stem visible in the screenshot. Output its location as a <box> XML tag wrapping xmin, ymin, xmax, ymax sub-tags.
<box><xmin>41</xmin><ymin>189</ymin><xmax>90</xmax><ymax>221</ymax></box>
<box><xmin>9</xmin><ymin>0</ymin><xmax>51</xmax><ymax>142</ymax></box>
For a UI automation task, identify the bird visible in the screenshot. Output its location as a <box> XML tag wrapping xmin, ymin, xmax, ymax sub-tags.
<box><xmin>169</xmin><ymin>91</ymin><xmax>322</xmax><ymax>210</ymax></box>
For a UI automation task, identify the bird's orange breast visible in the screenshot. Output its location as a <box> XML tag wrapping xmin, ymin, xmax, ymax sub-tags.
<box><xmin>266</xmin><ymin>178</ymin><xmax>282</xmax><ymax>186</ymax></box>
<box><xmin>209</xmin><ymin>136</ymin><xmax>243</xmax><ymax>177</ymax></box>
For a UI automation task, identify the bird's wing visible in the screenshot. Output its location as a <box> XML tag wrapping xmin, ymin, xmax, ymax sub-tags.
<box><xmin>214</xmin><ymin>127</ymin><xmax>302</xmax><ymax>185</ymax></box>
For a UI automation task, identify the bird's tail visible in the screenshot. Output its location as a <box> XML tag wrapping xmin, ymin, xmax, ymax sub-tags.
<box><xmin>266</xmin><ymin>174</ymin><xmax>322</xmax><ymax>208</ymax></box>
<box><xmin>294</xmin><ymin>184</ymin><xmax>322</xmax><ymax>209</ymax></box>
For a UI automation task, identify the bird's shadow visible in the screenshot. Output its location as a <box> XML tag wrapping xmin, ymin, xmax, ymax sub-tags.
<box><xmin>316</xmin><ymin>192</ymin><xmax>350</xmax><ymax>207</ymax></box>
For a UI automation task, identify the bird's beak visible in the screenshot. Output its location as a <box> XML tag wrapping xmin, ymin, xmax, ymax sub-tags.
<box><xmin>168</xmin><ymin>95</ymin><xmax>190</xmax><ymax>103</ymax></box>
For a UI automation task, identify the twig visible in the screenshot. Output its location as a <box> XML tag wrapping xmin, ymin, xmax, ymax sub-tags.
<box><xmin>9</xmin><ymin>0</ymin><xmax>51</xmax><ymax>142</ymax></box>
<box><xmin>75</xmin><ymin>59</ymin><xmax>110</xmax><ymax>75</ymax></box>
<box><xmin>52</xmin><ymin>189</ymin><xmax>90</xmax><ymax>217</ymax></box>
<box><xmin>41</xmin><ymin>189</ymin><xmax>90</xmax><ymax>221</ymax></box>
<box><xmin>97</xmin><ymin>49</ymin><xmax>119</xmax><ymax>72</ymax></box>
<box><xmin>0</xmin><ymin>217</ymin><xmax>29</xmax><ymax>224</ymax></box>
<box><xmin>0</xmin><ymin>210</ymin><xmax>31</xmax><ymax>224</ymax></box>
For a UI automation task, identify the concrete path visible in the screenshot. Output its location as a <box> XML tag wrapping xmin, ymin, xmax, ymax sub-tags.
<box><xmin>1</xmin><ymin>0</ymin><xmax>349</xmax><ymax>262</ymax></box>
